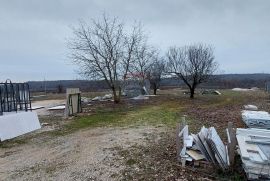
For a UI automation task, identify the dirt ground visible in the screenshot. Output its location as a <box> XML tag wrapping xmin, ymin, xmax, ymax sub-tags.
<box><xmin>31</xmin><ymin>99</ymin><xmax>66</xmax><ymax>116</ymax></box>
<box><xmin>0</xmin><ymin>126</ymin><xmax>165</xmax><ymax>180</ymax></box>
<box><xmin>1</xmin><ymin>89</ymin><xmax>270</xmax><ymax>181</ymax></box>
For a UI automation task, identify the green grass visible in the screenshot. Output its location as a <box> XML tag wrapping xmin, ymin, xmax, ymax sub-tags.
<box><xmin>2</xmin><ymin>89</ymin><xmax>263</xmax><ymax>148</ymax></box>
<box><xmin>0</xmin><ymin>139</ymin><xmax>27</xmax><ymax>148</ymax></box>
<box><xmin>59</xmin><ymin>89</ymin><xmax>250</xmax><ymax>134</ymax></box>
<box><xmin>66</xmin><ymin>101</ymin><xmax>183</xmax><ymax>132</ymax></box>
<box><xmin>126</xmin><ymin>159</ymin><xmax>137</xmax><ymax>166</ymax></box>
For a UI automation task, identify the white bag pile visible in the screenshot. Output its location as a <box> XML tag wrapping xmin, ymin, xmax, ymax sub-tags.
<box><xmin>236</xmin><ymin>128</ymin><xmax>270</xmax><ymax>180</ymax></box>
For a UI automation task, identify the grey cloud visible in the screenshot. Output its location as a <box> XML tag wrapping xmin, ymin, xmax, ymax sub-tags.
<box><xmin>0</xmin><ymin>0</ymin><xmax>270</xmax><ymax>81</ymax></box>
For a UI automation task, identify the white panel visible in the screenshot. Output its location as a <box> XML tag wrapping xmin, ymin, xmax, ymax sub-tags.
<box><xmin>0</xmin><ymin>112</ymin><xmax>41</xmax><ymax>141</ymax></box>
<box><xmin>208</xmin><ymin>127</ymin><xmax>228</xmax><ymax>167</ymax></box>
<box><xmin>48</xmin><ymin>105</ymin><xmax>65</xmax><ymax>110</ymax></box>
<box><xmin>66</xmin><ymin>88</ymin><xmax>80</xmax><ymax>95</ymax></box>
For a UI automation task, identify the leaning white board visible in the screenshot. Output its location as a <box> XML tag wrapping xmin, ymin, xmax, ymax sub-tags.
<box><xmin>48</xmin><ymin>105</ymin><xmax>65</xmax><ymax>110</ymax></box>
<box><xmin>0</xmin><ymin>112</ymin><xmax>41</xmax><ymax>141</ymax></box>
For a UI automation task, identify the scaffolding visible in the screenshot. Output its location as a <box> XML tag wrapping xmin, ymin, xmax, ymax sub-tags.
<box><xmin>0</xmin><ymin>80</ymin><xmax>32</xmax><ymax>115</ymax></box>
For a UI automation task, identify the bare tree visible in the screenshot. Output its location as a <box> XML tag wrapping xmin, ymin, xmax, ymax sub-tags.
<box><xmin>69</xmin><ymin>15</ymin><xmax>144</xmax><ymax>103</ymax></box>
<box><xmin>148</xmin><ymin>55</ymin><xmax>165</xmax><ymax>95</ymax></box>
<box><xmin>130</xmin><ymin>43</ymin><xmax>156</xmax><ymax>93</ymax></box>
<box><xmin>166</xmin><ymin>44</ymin><xmax>218</xmax><ymax>98</ymax></box>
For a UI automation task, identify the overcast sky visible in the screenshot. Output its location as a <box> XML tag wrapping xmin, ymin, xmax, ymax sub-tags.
<box><xmin>1</xmin><ymin>0</ymin><xmax>270</xmax><ymax>82</ymax></box>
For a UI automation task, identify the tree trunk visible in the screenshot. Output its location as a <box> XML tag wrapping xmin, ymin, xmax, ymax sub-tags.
<box><xmin>112</xmin><ymin>87</ymin><xmax>120</xmax><ymax>103</ymax></box>
<box><xmin>190</xmin><ymin>87</ymin><xmax>195</xmax><ymax>99</ymax></box>
<box><xmin>153</xmin><ymin>83</ymin><xmax>157</xmax><ymax>95</ymax></box>
<box><xmin>117</xmin><ymin>86</ymin><xmax>121</xmax><ymax>103</ymax></box>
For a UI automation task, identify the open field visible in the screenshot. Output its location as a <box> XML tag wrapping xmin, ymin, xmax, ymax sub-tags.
<box><xmin>1</xmin><ymin>89</ymin><xmax>270</xmax><ymax>180</ymax></box>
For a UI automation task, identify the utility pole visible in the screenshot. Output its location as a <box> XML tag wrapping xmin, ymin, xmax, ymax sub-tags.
<box><xmin>44</xmin><ymin>77</ymin><xmax>47</xmax><ymax>95</ymax></box>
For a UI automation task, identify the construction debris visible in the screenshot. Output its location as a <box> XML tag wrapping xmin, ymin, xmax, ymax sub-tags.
<box><xmin>0</xmin><ymin>112</ymin><xmax>41</xmax><ymax>141</ymax></box>
<box><xmin>232</xmin><ymin>87</ymin><xmax>259</xmax><ymax>92</ymax></box>
<box><xmin>186</xmin><ymin>150</ymin><xmax>205</xmax><ymax>161</ymax></box>
<box><xmin>92</xmin><ymin>96</ymin><xmax>102</xmax><ymax>101</ymax></box>
<box><xmin>91</xmin><ymin>94</ymin><xmax>113</xmax><ymax>101</ymax></box>
<box><xmin>236</xmin><ymin>128</ymin><xmax>270</xmax><ymax>180</ymax></box>
<box><xmin>242</xmin><ymin>110</ymin><xmax>270</xmax><ymax>128</ymax></box>
<box><xmin>81</xmin><ymin>97</ymin><xmax>91</xmax><ymax>103</ymax></box>
<box><xmin>102</xmin><ymin>94</ymin><xmax>112</xmax><ymax>100</ymax></box>
<box><xmin>244</xmin><ymin>105</ymin><xmax>258</xmax><ymax>111</ymax></box>
<box><xmin>31</xmin><ymin>106</ymin><xmax>45</xmax><ymax>110</ymax></box>
<box><xmin>202</xmin><ymin>90</ymin><xmax>221</xmax><ymax>95</ymax></box>
<box><xmin>142</xmin><ymin>86</ymin><xmax>149</xmax><ymax>95</ymax></box>
<box><xmin>144</xmin><ymin>94</ymin><xmax>157</xmax><ymax>97</ymax></box>
<box><xmin>48</xmin><ymin>105</ymin><xmax>65</xmax><ymax>110</ymax></box>
<box><xmin>131</xmin><ymin>95</ymin><xmax>149</xmax><ymax>100</ymax></box>
<box><xmin>0</xmin><ymin>80</ymin><xmax>41</xmax><ymax>141</ymax></box>
<box><xmin>178</xmin><ymin>123</ymin><xmax>230</xmax><ymax>170</ymax></box>
<box><xmin>123</xmin><ymin>78</ymin><xmax>150</xmax><ymax>97</ymax></box>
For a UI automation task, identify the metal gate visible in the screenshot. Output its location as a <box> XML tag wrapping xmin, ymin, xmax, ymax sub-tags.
<box><xmin>0</xmin><ymin>80</ymin><xmax>32</xmax><ymax>115</ymax></box>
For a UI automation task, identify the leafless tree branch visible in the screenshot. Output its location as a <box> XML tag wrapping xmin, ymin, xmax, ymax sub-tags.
<box><xmin>166</xmin><ymin>44</ymin><xmax>218</xmax><ymax>98</ymax></box>
<box><xmin>68</xmin><ymin>15</ymin><xmax>146</xmax><ymax>103</ymax></box>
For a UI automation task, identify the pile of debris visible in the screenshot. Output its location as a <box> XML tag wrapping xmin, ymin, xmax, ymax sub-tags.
<box><xmin>91</xmin><ymin>94</ymin><xmax>113</xmax><ymax>101</ymax></box>
<box><xmin>81</xmin><ymin>97</ymin><xmax>92</xmax><ymax>103</ymax></box>
<box><xmin>232</xmin><ymin>87</ymin><xmax>259</xmax><ymax>92</ymax></box>
<box><xmin>131</xmin><ymin>95</ymin><xmax>149</xmax><ymax>100</ymax></box>
<box><xmin>243</xmin><ymin>104</ymin><xmax>258</xmax><ymax>111</ymax></box>
<box><xmin>122</xmin><ymin>78</ymin><xmax>150</xmax><ymax>97</ymax></box>
<box><xmin>48</xmin><ymin>105</ymin><xmax>65</xmax><ymax>110</ymax></box>
<box><xmin>236</xmin><ymin>128</ymin><xmax>270</xmax><ymax>180</ymax></box>
<box><xmin>242</xmin><ymin>110</ymin><xmax>270</xmax><ymax>128</ymax></box>
<box><xmin>201</xmin><ymin>90</ymin><xmax>221</xmax><ymax>95</ymax></box>
<box><xmin>178</xmin><ymin>124</ymin><xmax>231</xmax><ymax>170</ymax></box>
<box><xmin>0</xmin><ymin>80</ymin><xmax>41</xmax><ymax>141</ymax></box>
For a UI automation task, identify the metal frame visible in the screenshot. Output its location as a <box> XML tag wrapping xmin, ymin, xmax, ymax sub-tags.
<box><xmin>0</xmin><ymin>80</ymin><xmax>32</xmax><ymax>115</ymax></box>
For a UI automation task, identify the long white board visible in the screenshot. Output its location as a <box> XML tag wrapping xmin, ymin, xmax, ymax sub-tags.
<box><xmin>0</xmin><ymin>112</ymin><xmax>41</xmax><ymax>141</ymax></box>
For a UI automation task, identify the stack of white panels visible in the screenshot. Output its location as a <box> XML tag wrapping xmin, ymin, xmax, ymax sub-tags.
<box><xmin>179</xmin><ymin>125</ymin><xmax>234</xmax><ymax>170</ymax></box>
<box><xmin>192</xmin><ymin>127</ymin><xmax>229</xmax><ymax>169</ymax></box>
<box><xmin>242</xmin><ymin>110</ymin><xmax>270</xmax><ymax>128</ymax></box>
<box><xmin>236</xmin><ymin>128</ymin><xmax>270</xmax><ymax>180</ymax></box>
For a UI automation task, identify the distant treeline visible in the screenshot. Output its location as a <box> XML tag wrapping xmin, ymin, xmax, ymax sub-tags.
<box><xmin>27</xmin><ymin>73</ymin><xmax>270</xmax><ymax>93</ymax></box>
<box><xmin>203</xmin><ymin>74</ymin><xmax>270</xmax><ymax>89</ymax></box>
